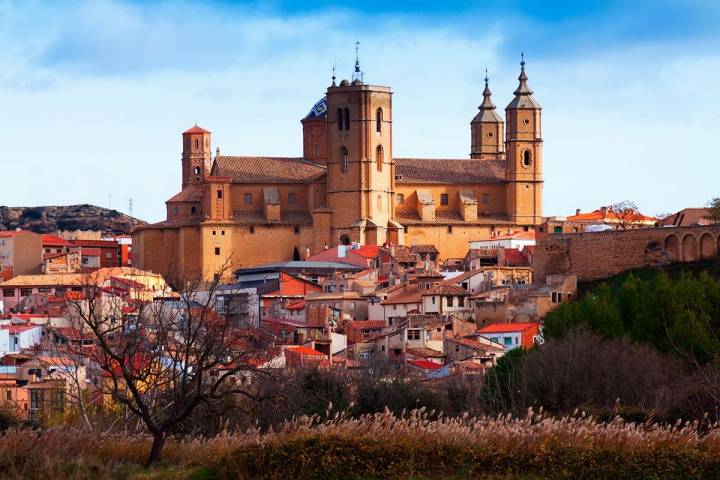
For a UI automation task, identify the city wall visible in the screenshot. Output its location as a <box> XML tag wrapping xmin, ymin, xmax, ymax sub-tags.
<box><xmin>534</xmin><ymin>225</ymin><xmax>720</xmax><ymax>283</ymax></box>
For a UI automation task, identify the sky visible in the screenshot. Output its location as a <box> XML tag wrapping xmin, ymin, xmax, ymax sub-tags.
<box><xmin>0</xmin><ymin>0</ymin><xmax>719</xmax><ymax>223</ymax></box>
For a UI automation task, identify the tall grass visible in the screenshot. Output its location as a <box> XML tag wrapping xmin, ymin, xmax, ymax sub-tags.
<box><xmin>2</xmin><ymin>409</ymin><xmax>720</xmax><ymax>479</ymax></box>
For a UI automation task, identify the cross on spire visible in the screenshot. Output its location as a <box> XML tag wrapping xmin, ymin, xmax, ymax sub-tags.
<box><xmin>352</xmin><ymin>36</ymin><xmax>364</xmax><ymax>83</ymax></box>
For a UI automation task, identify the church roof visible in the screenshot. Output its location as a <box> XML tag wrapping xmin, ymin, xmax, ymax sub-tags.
<box><xmin>303</xmin><ymin>97</ymin><xmax>328</xmax><ymax>120</ymax></box>
<box><xmin>472</xmin><ymin>76</ymin><xmax>503</xmax><ymax>123</ymax></box>
<box><xmin>212</xmin><ymin>156</ymin><xmax>326</xmax><ymax>184</ymax></box>
<box><xmin>166</xmin><ymin>186</ymin><xmax>204</xmax><ymax>203</ymax></box>
<box><xmin>183</xmin><ymin>125</ymin><xmax>211</xmax><ymax>135</ymax></box>
<box><xmin>395</xmin><ymin>158</ymin><xmax>505</xmax><ymax>184</ymax></box>
<box><xmin>395</xmin><ymin>211</ymin><xmax>514</xmax><ymax>226</ymax></box>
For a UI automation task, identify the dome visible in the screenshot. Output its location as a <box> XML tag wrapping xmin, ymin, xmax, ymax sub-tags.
<box><xmin>339</xmin><ymin>79</ymin><xmax>350</xmax><ymax>86</ymax></box>
<box><xmin>303</xmin><ymin>96</ymin><xmax>327</xmax><ymax>120</ymax></box>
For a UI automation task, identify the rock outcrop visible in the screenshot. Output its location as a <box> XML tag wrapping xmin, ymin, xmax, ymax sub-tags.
<box><xmin>0</xmin><ymin>204</ymin><xmax>146</xmax><ymax>235</ymax></box>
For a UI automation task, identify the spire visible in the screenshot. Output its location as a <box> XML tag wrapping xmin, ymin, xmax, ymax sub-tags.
<box><xmin>513</xmin><ymin>52</ymin><xmax>533</xmax><ymax>96</ymax></box>
<box><xmin>479</xmin><ymin>68</ymin><xmax>496</xmax><ymax>110</ymax></box>
<box><xmin>352</xmin><ymin>37</ymin><xmax>364</xmax><ymax>83</ymax></box>
<box><xmin>331</xmin><ymin>60</ymin><xmax>337</xmax><ymax>87</ymax></box>
<box><xmin>507</xmin><ymin>52</ymin><xmax>541</xmax><ymax>109</ymax></box>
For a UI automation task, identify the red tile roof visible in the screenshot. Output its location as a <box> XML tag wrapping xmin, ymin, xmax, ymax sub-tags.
<box><xmin>567</xmin><ymin>208</ymin><xmax>657</xmax><ymax>224</ymax></box>
<box><xmin>348</xmin><ymin>320</ymin><xmax>385</xmax><ymax>330</ymax></box>
<box><xmin>212</xmin><ymin>156</ymin><xmax>326</xmax><ymax>184</ymax></box>
<box><xmin>395</xmin><ymin>158</ymin><xmax>505</xmax><ymax>184</ymax></box>
<box><xmin>502</xmin><ymin>248</ymin><xmax>529</xmax><ymax>266</ymax></box>
<box><xmin>408</xmin><ymin>359</ymin><xmax>443</xmax><ymax>370</ymax></box>
<box><xmin>42</xmin><ymin>234</ymin><xmax>74</xmax><ymax>247</ymax></box>
<box><xmin>477</xmin><ymin>322</ymin><xmax>541</xmax><ymax>334</ymax></box>
<box><xmin>351</xmin><ymin>245</ymin><xmax>381</xmax><ymax>259</ymax></box>
<box><xmin>287</xmin><ymin>346</ymin><xmax>326</xmax><ymax>356</ymax></box>
<box><xmin>183</xmin><ymin>125</ymin><xmax>210</xmax><ymax>134</ymax></box>
<box><xmin>4</xmin><ymin>324</ymin><xmax>40</xmax><ymax>334</ymax></box>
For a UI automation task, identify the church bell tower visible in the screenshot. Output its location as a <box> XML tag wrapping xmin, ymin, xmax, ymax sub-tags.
<box><xmin>470</xmin><ymin>72</ymin><xmax>505</xmax><ymax>160</ymax></box>
<box><xmin>505</xmin><ymin>56</ymin><xmax>543</xmax><ymax>225</ymax></box>
<box><xmin>181</xmin><ymin>125</ymin><xmax>212</xmax><ymax>189</ymax></box>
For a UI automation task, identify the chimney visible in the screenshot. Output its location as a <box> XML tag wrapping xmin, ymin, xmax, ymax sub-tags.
<box><xmin>575</xmin><ymin>208</ymin><xmax>581</xmax><ymax>216</ymax></box>
<box><xmin>600</xmin><ymin>206</ymin><xmax>608</xmax><ymax>214</ymax></box>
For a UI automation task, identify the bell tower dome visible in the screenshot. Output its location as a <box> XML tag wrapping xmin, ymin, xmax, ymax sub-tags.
<box><xmin>181</xmin><ymin>125</ymin><xmax>212</xmax><ymax>189</ymax></box>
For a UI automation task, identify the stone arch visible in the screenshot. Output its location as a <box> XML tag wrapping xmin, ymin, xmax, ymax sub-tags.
<box><xmin>682</xmin><ymin>234</ymin><xmax>699</xmax><ymax>262</ymax></box>
<box><xmin>665</xmin><ymin>234</ymin><xmax>680</xmax><ymax>262</ymax></box>
<box><xmin>700</xmin><ymin>232</ymin><xmax>717</xmax><ymax>259</ymax></box>
<box><xmin>340</xmin><ymin>234</ymin><xmax>351</xmax><ymax>246</ymax></box>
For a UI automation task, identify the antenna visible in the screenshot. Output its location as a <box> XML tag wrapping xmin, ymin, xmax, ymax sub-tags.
<box><xmin>129</xmin><ymin>198</ymin><xmax>133</xmax><ymax>217</ymax></box>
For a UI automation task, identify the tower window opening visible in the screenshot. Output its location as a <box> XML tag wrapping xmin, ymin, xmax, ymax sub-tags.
<box><xmin>193</xmin><ymin>166</ymin><xmax>200</xmax><ymax>175</ymax></box>
<box><xmin>522</xmin><ymin>150</ymin><xmax>532</xmax><ymax>167</ymax></box>
<box><xmin>214</xmin><ymin>247</ymin><xmax>220</xmax><ymax>256</ymax></box>
<box><xmin>448</xmin><ymin>226</ymin><xmax>453</xmax><ymax>234</ymax></box>
<box><xmin>337</xmin><ymin>108</ymin><xmax>343</xmax><ymax>131</ymax></box>
<box><xmin>376</xmin><ymin>145</ymin><xmax>384</xmax><ymax>172</ymax></box>
<box><xmin>191</xmin><ymin>206</ymin><xmax>196</xmax><ymax>215</ymax></box>
<box><xmin>341</xmin><ymin>147</ymin><xmax>349</xmax><ymax>173</ymax></box>
<box><xmin>343</xmin><ymin>108</ymin><xmax>350</xmax><ymax>130</ymax></box>
<box><xmin>376</xmin><ymin>107</ymin><xmax>383</xmax><ymax>132</ymax></box>
<box><xmin>195</xmin><ymin>139</ymin><xmax>199</xmax><ymax>149</ymax></box>
<box><xmin>217</xmin><ymin>189</ymin><xmax>223</xmax><ymax>199</ymax></box>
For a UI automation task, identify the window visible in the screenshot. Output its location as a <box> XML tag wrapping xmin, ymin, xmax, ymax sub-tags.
<box><xmin>447</xmin><ymin>296</ymin><xmax>454</xmax><ymax>307</ymax></box>
<box><xmin>250</xmin><ymin>226</ymin><xmax>255</xmax><ymax>234</ymax></box>
<box><xmin>221</xmin><ymin>230</ymin><xmax>225</xmax><ymax>235</ymax></box>
<box><xmin>522</xmin><ymin>150</ymin><xmax>532</xmax><ymax>167</ymax></box>
<box><xmin>458</xmin><ymin>297</ymin><xmax>464</xmax><ymax>307</ymax></box>
<box><xmin>396</xmin><ymin>193</ymin><xmax>404</xmax><ymax>204</ymax></box>
<box><xmin>6</xmin><ymin>391</ymin><xmax>10</xmax><ymax>401</ymax></box>
<box><xmin>504</xmin><ymin>337</ymin><xmax>513</xmax><ymax>347</ymax></box>
<box><xmin>3</xmin><ymin>289</ymin><xmax>15</xmax><ymax>297</ymax></box>
<box><xmin>376</xmin><ymin>145</ymin><xmax>384</xmax><ymax>172</ymax></box>
<box><xmin>377</xmin><ymin>195</ymin><xmax>382</xmax><ymax>211</ymax></box>
<box><xmin>288</xmin><ymin>193</ymin><xmax>297</xmax><ymax>204</ymax></box>
<box><xmin>440</xmin><ymin>194</ymin><xmax>449</xmax><ymax>205</ymax></box>
<box><xmin>448</xmin><ymin>226</ymin><xmax>453</xmax><ymax>234</ymax></box>
<box><xmin>105</xmin><ymin>252</ymin><xmax>112</xmax><ymax>259</ymax></box>
<box><xmin>193</xmin><ymin>166</ymin><xmax>200</xmax><ymax>175</ymax></box>
<box><xmin>341</xmin><ymin>147</ymin><xmax>349</xmax><ymax>173</ymax></box>
<box><xmin>376</xmin><ymin>107</ymin><xmax>383</xmax><ymax>132</ymax></box>
<box><xmin>20</xmin><ymin>288</ymin><xmax>32</xmax><ymax>297</ymax></box>
<box><xmin>244</xmin><ymin>193</ymin><xmax>252</xmax><ymax>205</ymax></box>
<box><xmin>212</xmin><ymin>230</ymin><xmax>216</xmax><ymax>235</ymax></box>
<box><xmin>343</xmin><ymin>107</ymin><xmax>350</xmax><ymax>130</ymax></box>
<box><xmin>337</xmin><ymin>108</ymin><xmax>343</xmax><ymax>131</ymax></box>
<box><xmin>340</xmin><ymin>234</ymin><xmax>351</xmax><ymax>245</ymax></box>
<box><xmin>214</xmin><ymin>247</ymin><xmax>221</xmax><ymax>256</ymax></box>
<box><xmin>217</xmin><ymin>189</ymin><xmax>223</xmax><ymax>199</ymax></box>
<box><xmin>173</xmin><ymin>206</ymin><xmax>179</xmax><ymax>216</ymax></box>
<box><xmin>190</xmin><ymin>206</ymin><xmax>196</xmax><ymax>214</ymax></box>
<box><xmin>482</xmin><ymin>193</ymin><xmax>489</xmax><ymax>205</ymax></box>
<box><xmin>407</xmin><ymin>329</ymin><xmax>421</xmax><ymax>341</ymax></box>
<box><xmin>455</xmin><ymin>344</ymin><xmax>460</xmax><ymax>353</ymax></box>
<box><xmin>431</xmin><ymin>297</ymin><xmax>436</xmax><ymax>305</ymax></box>
<box><xmin>294</xmin><ymin>226</ymin><xmax>300</xmax><ymax>234</ymax></box>
<box><xmin>195</xmin><ymin>139</ymin><xmax>199</xmax><ymax>149</ymax></box>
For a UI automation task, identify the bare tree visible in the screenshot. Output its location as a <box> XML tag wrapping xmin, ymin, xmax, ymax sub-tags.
<box><xmin>608</xmin><ymin>200</ymin><xmax>644</xmax><ymax>230</ymax></box>
<box><xmin>65</xmin><ymin>268</ymin><xmax>271</xmax><ymax>466</ymax></box>
<box><xmin>707</xmin><ymin>197</ymin><xmax>720</xmax><ymax>224</ymax></box>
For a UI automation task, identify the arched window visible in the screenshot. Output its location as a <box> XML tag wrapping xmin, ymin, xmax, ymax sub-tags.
<box><xmin>193</xmin><ymin>166</ymin><xmax>200</xmax><ymax>175</ymax></box>
<box><xmin>340</xmin><ymin>234</ymin><xmax>351</xmax><ymax>245</ymax></box>
<box><xmin>341</xmin><ymin>147</ymin><xmax>349</xmax><ymax>173</ymax></box>
<box><xmin>376</xmin><ymin>145</ymin><xmax>384</xmax><ymax>172</ymax></box>
<box><xmin>195</xmin><ymin>139</ymin><xmax>199</xmax><ymax>149</ymax></box>
<box><xmin>376</xmin><ymin>107</ymin><xmax>383</xmax><ymax>132</ymax></box>
<box><xmin>343</xmin><ymin>108</ymin><xmax>350</xmax><ymax>130</ymax></box>
<box><xmin>522</xmin><ymin>150</ymin><xmax>532</xmax><ymax>167</ymax></box>
<box><xmin>337</xmin><ymin>108</ymin><xmax>343</xmax><ymax>131</ymax></box>
<box><xmin>377</xmin><ymin>194</ymin><xmax>382</xmax><ymax>211</ymax></box>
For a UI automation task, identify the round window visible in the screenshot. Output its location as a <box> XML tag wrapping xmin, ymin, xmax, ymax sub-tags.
<box><xmin>523</xmin><ymin>118</ymin><xmax>530</xmax><ymax>125</ymax></box>
<box><xmin>487</xmin><ymin>132</ymin><xmax>493</xmax><ymax>138</ymax></box>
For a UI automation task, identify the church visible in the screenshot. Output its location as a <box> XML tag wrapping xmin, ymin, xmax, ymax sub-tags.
<box><xmin>132</xmin><ymin>58</ymin><xmax>543</xmax><ymax>282</ymax></box>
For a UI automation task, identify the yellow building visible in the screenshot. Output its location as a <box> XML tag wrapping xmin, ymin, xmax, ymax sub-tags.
<box><xmin>133</xmin><ymin>58</ymin><xmax>543</xmax><ymax>283</ymax></box>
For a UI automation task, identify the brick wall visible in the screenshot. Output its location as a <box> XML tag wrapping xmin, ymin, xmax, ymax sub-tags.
<box><xmin>534</xmin><ymin>225</ymin><xmax>720</xmax><ymax>283</ymax></box>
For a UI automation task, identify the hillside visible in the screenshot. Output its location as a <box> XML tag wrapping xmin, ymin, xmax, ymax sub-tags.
<box><xmin>0</xmin><ymin>204</ymin><xmax>146</xmax><ymax>236</ymax></box>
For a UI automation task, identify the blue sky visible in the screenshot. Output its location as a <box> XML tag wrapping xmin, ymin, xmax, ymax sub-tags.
<box><xmin>0</xmin><ymin>0</ymin><xmax>718</xmax><ymax>222</ymax></box>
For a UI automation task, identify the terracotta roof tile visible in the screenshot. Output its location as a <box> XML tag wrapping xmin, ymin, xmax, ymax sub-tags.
<box><xmin>213</xmin><ymin>156</ymin><xmax>326</xmax><ymax>184</ymax></box>
<box><xmin>395</xmin><ymin>211</ymin><xmax>514</xmax><ymax>226</ymax></box>
<box><xmin>408</xmin><ymin>359</ymin><xmax>443</xmax><ymax>370</ymax></box>
<box><xmin>231</xmin><ymin>210</ymin><xmax>313</xmax><ymax>225</ymax></box>
<box><xmin>424</xmin><ymin>284</ymin><xmax>470</xmax><ymax>296</ymax></box>
<box><xmin>395</xmin><ymin>158</ymin><xmax>505</xmax><ymax>184</ymax></box>
<box><xmin>167</xmin><ymin>186</ymin><xmax>204</xmax><ymax>203</ymax></box>
<box><xmin>183</xmin><ymin>125</ymin><xmax>210</xmax><ymax>134</ymax></box>
<box><xmin>477</xmin><ymin>322</ymin><xmax>541</xmax><ymax>334</ymax></box>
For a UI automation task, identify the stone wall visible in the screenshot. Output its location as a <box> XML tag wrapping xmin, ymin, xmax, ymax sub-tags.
<box><xmin>534</xmin><ymin>225</ymin><xmax>720</xmax><ymax>283</ymax></box>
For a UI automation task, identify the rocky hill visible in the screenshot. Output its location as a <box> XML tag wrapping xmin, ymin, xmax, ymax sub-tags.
<box><xmin>0</xmin><ymin>204</ymin><xmax>146</xmax><ymax>236</ymax></box>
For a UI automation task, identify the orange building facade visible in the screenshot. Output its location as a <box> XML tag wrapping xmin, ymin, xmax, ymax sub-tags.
<box><xmin>133</xmin><ymin>59</ymin><xmax>544</xmax><ymax>283</ymax></box>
